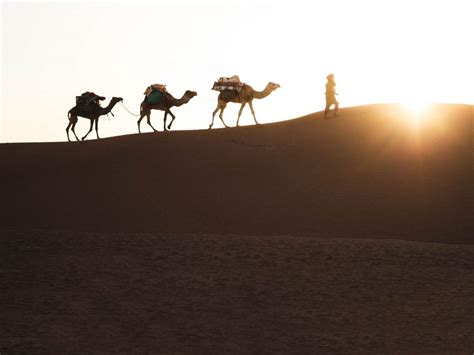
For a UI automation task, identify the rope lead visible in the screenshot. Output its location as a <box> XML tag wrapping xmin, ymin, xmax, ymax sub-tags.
<box><xmin>119</xmin><ymin>101</ymin><xmax>141</xmax><ymax>117</ymax></box>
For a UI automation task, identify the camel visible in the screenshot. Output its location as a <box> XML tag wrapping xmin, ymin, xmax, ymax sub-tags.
<box><xmin>138</xmin><ymin>90</ymin><xmax>197</xmax><ymax>133</ymax></box>
<box><xmin>210</xmin><ymin>82</ymin><xmax>280</xmax><ymax>129</ymax></box>
<box><xmin>66</xmin><ymin>97</ymin><xmax>123</xmax><ymax>142</ymax></box>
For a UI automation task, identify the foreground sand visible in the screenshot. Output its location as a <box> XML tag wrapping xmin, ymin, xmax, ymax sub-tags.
<box><xmin>1</xmin><ymin>230</ymin><xmax>473</xmax><ymax>353</ymax></box>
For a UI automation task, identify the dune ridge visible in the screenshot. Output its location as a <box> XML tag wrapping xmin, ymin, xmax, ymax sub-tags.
<box><xmin>1</xmin><ymin>104</ymin><xmax>472</xmax><ymax>243</ymax></box>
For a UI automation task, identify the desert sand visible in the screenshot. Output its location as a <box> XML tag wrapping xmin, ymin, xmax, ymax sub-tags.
<box><xmin>1</xmin><ymin>104</ymin><xmax>473</xmax><ymax>352</ymax></box>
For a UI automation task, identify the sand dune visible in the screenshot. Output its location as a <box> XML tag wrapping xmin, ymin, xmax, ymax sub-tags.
<box><xmin>1</xmin><ymin>104</ymin><xmax>472</xmax><ymax>242</ymax></box>
<box><xmin>1</xmin><ymin>104</ymin><xmax>473</xmax><ymax>353</ymax></box>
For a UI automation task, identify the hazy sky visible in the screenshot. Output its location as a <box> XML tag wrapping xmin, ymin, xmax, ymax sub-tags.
<box><xmin>1</xmin><ymin>0</ymin><xmax>473</xmax><ymax>142</ymax></box>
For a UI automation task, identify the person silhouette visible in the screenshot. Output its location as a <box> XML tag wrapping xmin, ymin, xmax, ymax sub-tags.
<box><xmin>324</xmin><ymin>74</ymin><xmax>339</xmax><ymax>119</ymax></box>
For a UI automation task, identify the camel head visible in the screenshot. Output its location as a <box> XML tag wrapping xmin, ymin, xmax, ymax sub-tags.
<box><xmin>184</xmin><ymin>90</ymin><xmax>198</xmax><ymax>99</ymax></box>
<box><xmin>111</xmin><ymin>97</ymin><xmax>124</xmax><ymax>103</ymax></box>
<box><xmin>267</xmin><ymin>82</ymin><xmax>281</xmax><ymax>91</ymax></box>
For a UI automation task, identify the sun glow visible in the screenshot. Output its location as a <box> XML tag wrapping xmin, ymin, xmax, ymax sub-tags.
<box><xmin>401</xmin><ymin>101</ymin><xmax>431</xmax><ymax>115</ymax></box>
<box><xmin>399</xmin><ymin>101</ymin><xmax>433</xmax><ymax>126</ymax></box>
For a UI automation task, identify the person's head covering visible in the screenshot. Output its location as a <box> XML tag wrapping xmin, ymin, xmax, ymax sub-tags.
<box><xmin>327</xmin><ymin>73</ymin><xmax>334</xmax><ymax>80</ymax></box>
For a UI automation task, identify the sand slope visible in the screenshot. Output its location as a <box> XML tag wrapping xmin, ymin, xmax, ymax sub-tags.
<box><xmin>1</xmin><ymin>104</ymin><xmax>472</xmax><ymax>243</ymax></box>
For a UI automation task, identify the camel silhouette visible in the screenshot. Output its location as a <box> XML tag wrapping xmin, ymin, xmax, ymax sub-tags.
<box><xmin>210</xmin><ymin>82</ymin><xmax>280</xmax><ymax>129</ymax></box>
<box><xmin>66</xmin><ymin>97</ymin><xmax>123</xmax><ymax>142</ymax></box>
<box><xmin>138</xmin><ymin>90</ymin><xmax>197</xmax><ymax>133</ymax></box>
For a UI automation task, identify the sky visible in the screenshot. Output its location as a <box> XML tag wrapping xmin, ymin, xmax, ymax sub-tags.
<box><xmin>1</xmin><ymin>0</ymin><xmax>473</xmax><ymax>142</ymax></box>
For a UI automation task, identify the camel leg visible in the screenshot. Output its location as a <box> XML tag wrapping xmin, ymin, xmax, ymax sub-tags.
<box><xmin>66</xmin><ymin>122</ymin><xmax>72</xmax><ymax>142</ymax></box>
<box><xmin>146</xmin><ymin>113</ymin><xmax>158</xmax><ymax>132</ymax></box>
<box><xmin>71</xmin><ymin>123</ymin><xmax>80</xmax><ymax>141</ymax></box>
<box><xmin>219</xmin><ymin>106</ymin><xmax>229</xmax><ymax>128</ymax></box>
<box><xmin>95</xmin><ymin>118</ymin><xmax>100</xmax><ymax>140</ymax></box>
<box><xmin>163</xmin><ymin>111</ymin><xmax>168</xmax><ymax>131</ymax></box>
<box><xmin>211</xmin><ymin>101</ymin><xmax>228</xmax><ymax>129</ymax></box>
<box><xmin>67</xmin><ymin>113</ymin><xmax>80</xmax><ymax>141</ymax></box>
<box><xmin>210</xmin><ymin>106</ymin><xmax>219</xmax><ymax>129</ymax></box>
<box><xmin>137</xmin><ymin>114</ymin><xmax>145</xmax><ymax>133</ymax></box>
<box><xmin>214</xmin><ymin>101</ymin><xmax>229</xmax><ymax>128</ymax></box>
<box><xmin>236</xmin><ymin>102</ymin><xmax>246</xmax><ymax>127</ymax></box>
<box><xmin>248</xmin><ymin>101</ymin><xmax>259</xmax><ymax>125</ymax></box>
<box><xmin>82</xmin><ymin>119</ymin><xmax>94</xmax><ymax>141</ymax></box>
<box><xmin>167</xmin><ymin>110</ymin><xmax>176</xmax><ymax>130</ymax></box>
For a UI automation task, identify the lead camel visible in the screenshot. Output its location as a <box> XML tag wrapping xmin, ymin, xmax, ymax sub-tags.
<box><xmin>210</xmin><ymin>82</ymin><xmax>280</xmax><ymax>129</ymax></box>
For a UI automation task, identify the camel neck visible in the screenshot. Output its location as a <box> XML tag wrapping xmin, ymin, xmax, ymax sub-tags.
<box><xmin>252</xmin><ymin>85</ymin><xmax>273</xmax><ymax>99</ymax></box>
<box><xmin>167</xmin><ymin>93</ymin><xmax>191</xmax><ymax>107</ymax></box>
<box><xmin>101</xmin><ymin>100</ymin><xmax>117</xmax><ymax>114</ymax></box>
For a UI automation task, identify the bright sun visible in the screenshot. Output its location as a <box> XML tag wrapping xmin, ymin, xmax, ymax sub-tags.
<box><xmin>400</xmin><ymin>101</ymin><xmax>433</xmax><ymax>125</ymax></box>
<box><xmin>401</xmin><ymin>101</ymin><xmax>432</xmax><ymax>115</ymax></box>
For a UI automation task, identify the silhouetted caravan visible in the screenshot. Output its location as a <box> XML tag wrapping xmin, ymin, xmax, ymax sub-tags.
<box><xmin>324</xmin><ymin>73</ymin><xmax>339</xmax><ymax>119</ymax></box>
<box><xmin>210</xmin><ymin>76</ymin><xmax>280</xmax><ymax>129</ymax></box>
<box><xmin>138</xmin><ymin>84</ymin><xmax>197</xmax><ymax>133</ymax></box>
<box><xmin>66</xmin><ymin>93</ymin><xmax>123</xmax><ymax>142</ymax></box>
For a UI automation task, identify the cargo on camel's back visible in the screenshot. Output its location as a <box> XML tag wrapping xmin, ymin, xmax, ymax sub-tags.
<box><xmin>212</xmin><ymin>75</ymin><xmax>245</xmax><ymax>93</ymax></box>
<box><xmin>75</xmin><ymin>92</ymin><xmax>106</xmax><ymax>109</ymax></box>
<box><xmin>144</xmin><ymin>83</ymin><xmax>167</xmax><ymax>105</ymax></box>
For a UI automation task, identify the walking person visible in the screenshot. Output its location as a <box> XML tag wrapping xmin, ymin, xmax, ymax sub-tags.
<box><xmin>324</xmin><ymin>73</ymin><xmax>339</xmax><ymax>118</ymax></box>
